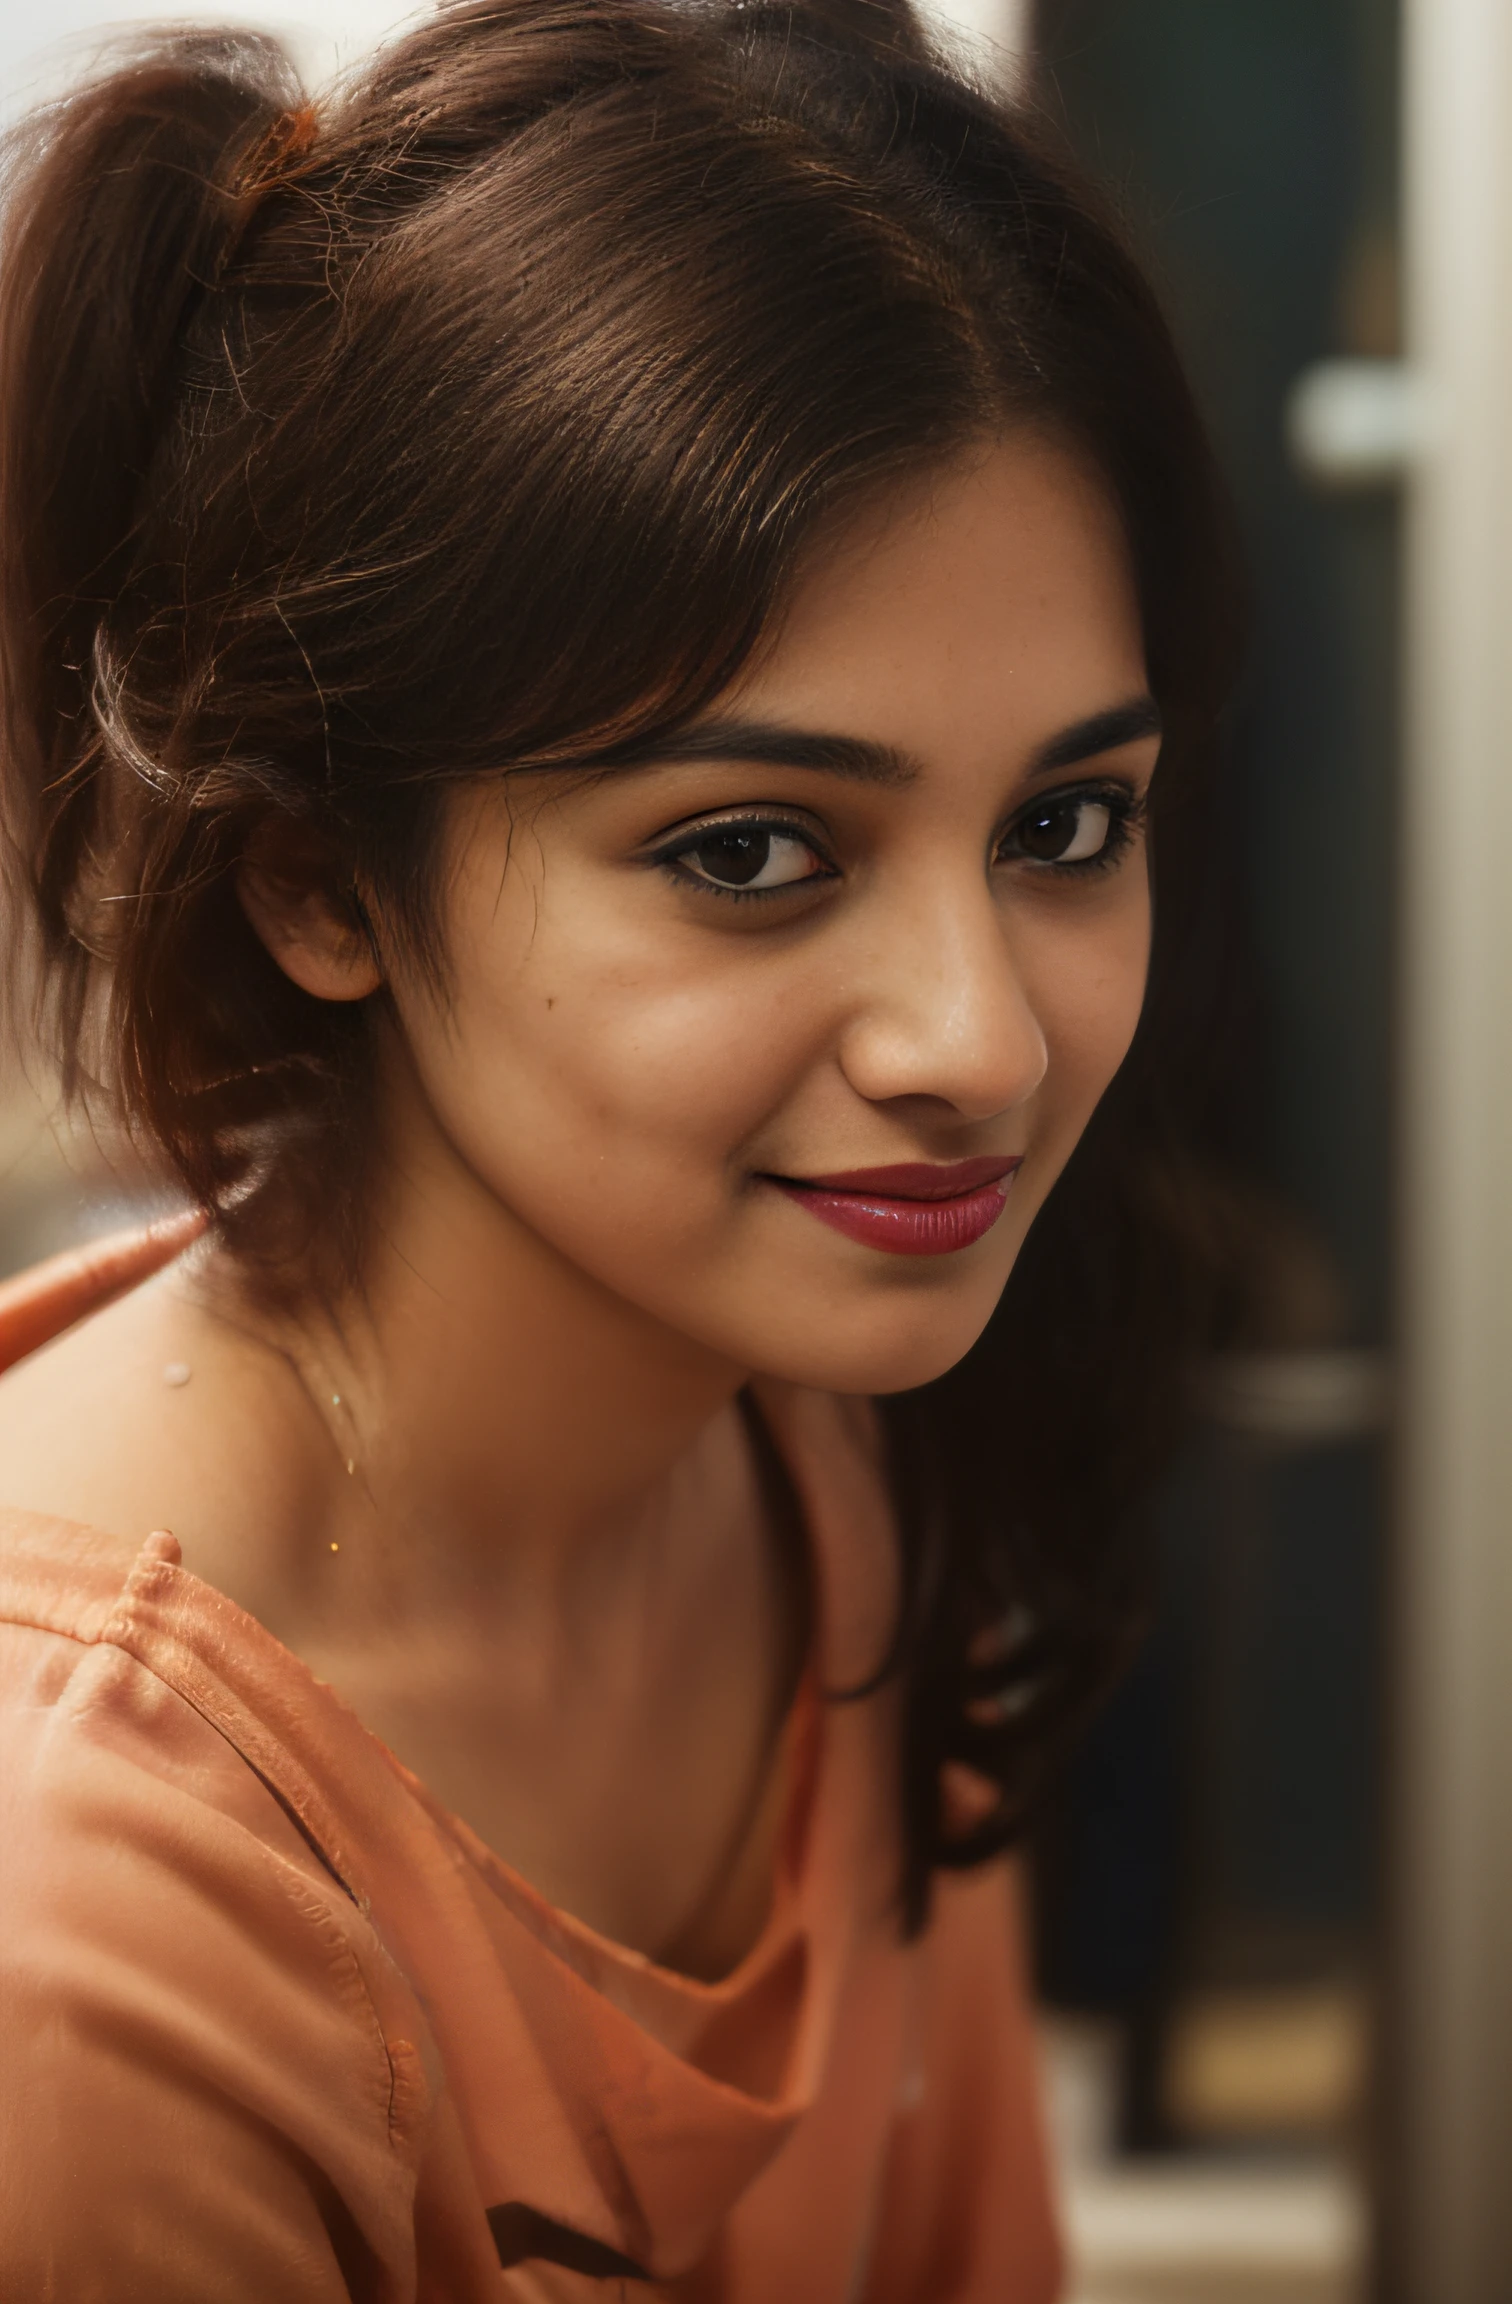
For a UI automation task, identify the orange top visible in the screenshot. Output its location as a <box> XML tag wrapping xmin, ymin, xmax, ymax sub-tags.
<box><xmin>0</xmin><ymin>1231</ymin><xmax>1062</xmax><ymax>2301</ymax></box>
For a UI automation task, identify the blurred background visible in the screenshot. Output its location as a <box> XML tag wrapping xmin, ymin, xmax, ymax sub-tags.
<box><xmin>1026</xmin><ymin>3</ymin><xmax>1395</xmax><ymax>2299</ymax></box>
<box><xmin>1</xmin><ymin>2</ymin><xmax>1509</xmax><ymax>2299</ymax></box>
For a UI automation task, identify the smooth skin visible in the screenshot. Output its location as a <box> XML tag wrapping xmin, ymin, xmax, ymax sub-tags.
<box><xmin>0</xmin><ymin>433</ymin><xmax>1158</xmax><ymax>1974</ymax></box>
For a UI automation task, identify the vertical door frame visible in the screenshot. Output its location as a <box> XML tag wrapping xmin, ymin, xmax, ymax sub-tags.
<box><xmin>1391</xmin><ymin>0</ymin><xmax>1512</xmax><ymax>2294</ymax></box>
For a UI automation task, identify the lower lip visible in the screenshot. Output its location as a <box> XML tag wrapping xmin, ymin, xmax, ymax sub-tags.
<box><xmin>771</xmin><ymin>1174</ymin><xmax>1016</xmax><ymax>1257</ymax></box>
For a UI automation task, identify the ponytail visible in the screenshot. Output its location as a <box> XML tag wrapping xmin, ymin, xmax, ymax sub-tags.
<box><xmin>0</xmin><ymin>33</ymin><xmax>297</xmax><ymax>947</ymax></box>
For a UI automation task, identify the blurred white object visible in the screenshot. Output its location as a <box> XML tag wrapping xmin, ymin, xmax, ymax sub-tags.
<box><xmin>1286</xmin><ymin>358</ymin><xmax>1431</xmax><ymax>489</ymax></box>
<box><xmin>1063</xmin><ymin>2165</ymin><xmax>1363</xmax><ymax>2304</ymax></box>
<box><xmin>1040</xmin><ymin>2020</ymin><xmax>1363</xmax><ymax>2304</ymax></box>
<box><xmin>1039</xmin><ymin>2016</ymin><xmax>1124</xmax><ymax>2172</ymax></box>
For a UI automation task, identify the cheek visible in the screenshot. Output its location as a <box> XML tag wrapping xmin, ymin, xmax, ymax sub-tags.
<box><xmin>519</xmin><ymin>979</ymin><xmax>800</xmax><ymax>1170</ymax></box>
<box><xmin>408</xmin><ymin>886</ymin><xmax>823</xmax><ymax>1222</ymax></box>
<box><xmin>1026</xmin><ymin>885</ymin><xmax>1151</xmax><ymax>1135</ymax></box>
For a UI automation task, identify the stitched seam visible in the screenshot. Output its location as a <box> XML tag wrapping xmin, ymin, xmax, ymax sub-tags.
<box><xmin>100</xmin><ymin>1561</ymin><xmax>366</xmax><ymax>1895</ymax></box>
<box><xmin>254</xmin><ymin>1842</ymin><xmax>429</xmax><ymax>2162</ymax></box>
<box><xmin>27</xmin><ymin>1594</ymin><xmax>423</xmax><ymax>2159</ymax></box>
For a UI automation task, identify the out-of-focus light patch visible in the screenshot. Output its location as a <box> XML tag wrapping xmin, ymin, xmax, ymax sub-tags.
<box><xmin>1163</xmin><ymin>1987</ymin><xmax>1369</xmax><ymax>2141</ymax></box>
<box><xmin>917</xmin><ymin>0</ymin><xmax>1029</xmax><ymax>83</ymax></box>
<box><xmin>1286</xmin><ymin>358</ymin><xmax>1431</xmax><ymax>490</ymax></box>
<box><xmin>1195</xmin><ymin>1348</ymin><xmax>1391</xmax><ymax>1443</ymax></box>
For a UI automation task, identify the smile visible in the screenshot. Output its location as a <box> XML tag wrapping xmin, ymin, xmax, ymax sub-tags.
<box><xmin>767</xmin><ymin>1157</ymin><xmax>1022</xmax><ymax>1257</ymax></box>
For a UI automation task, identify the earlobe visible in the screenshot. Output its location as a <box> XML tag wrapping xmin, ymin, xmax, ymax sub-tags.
<box><xmin>235</xmin><ymin>831</ymin><xmax>384</xmax><ymax>1005</ymax></box>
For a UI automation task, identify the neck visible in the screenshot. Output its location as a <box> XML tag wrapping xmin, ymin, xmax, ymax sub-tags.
<box><xmin>203</xmin><ymin>1051</ymin><xmax>750</xmax><ymax>1611</ymax></box>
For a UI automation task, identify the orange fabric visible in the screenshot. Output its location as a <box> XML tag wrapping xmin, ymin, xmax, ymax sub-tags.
<box><xmin>0</xmin><ymin>1208</ymin><xmax>202</xmax><ymax>1365</ymax></box>
<box><xmin>0</xmin><ymin>1235</ymin><xmax>1062</xmax><ymax>2301</ymax></box>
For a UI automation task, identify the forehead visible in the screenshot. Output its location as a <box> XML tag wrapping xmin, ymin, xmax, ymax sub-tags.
<box><xmin>727</xmin><ymin>434</ymin><xmax>1146</xmax><ymax>758</ymax></box>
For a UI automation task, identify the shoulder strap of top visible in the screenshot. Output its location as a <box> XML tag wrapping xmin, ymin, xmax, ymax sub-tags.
<box><xmin>0</xmin><ymin>1210</ymin><xmax>206</xmax><ymax>1375</ymax></box>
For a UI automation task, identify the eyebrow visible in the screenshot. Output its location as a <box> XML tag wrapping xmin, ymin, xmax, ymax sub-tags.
<box><xmin>1028</xmin><ymin>696</ymin><xmax>1163</xmax><ymax>776</ymax></box>
<box><xmin>632</xmin><ymin>719</ymin><xmax>917</xmax><ymax>784</ymax></box>
<box><xmin>620</xmin><ymin>694</ymin><xmax>1162</xmax><ymax>787</ymax></box>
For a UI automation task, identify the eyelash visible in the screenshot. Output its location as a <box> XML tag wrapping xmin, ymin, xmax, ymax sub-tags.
<box><xmin>998</xmin><ymin>781</ymin><xmax>1148</xmax><ymax>878</ymax></box>
<box><xmin>647</xmin><ymin>815</ymin><xmax>838</xmax><ymax>903</ymax></box>
<box><xmin>647</xmin><ymin>780</ymin><xmax>1147</xmax><ymax>904</ymax></box>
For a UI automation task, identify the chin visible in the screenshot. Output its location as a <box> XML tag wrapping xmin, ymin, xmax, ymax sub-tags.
<box><xmin>739</xmin><ymin>1292</ymin><xmax>1003</xmax><ymax>1399</ymax></box>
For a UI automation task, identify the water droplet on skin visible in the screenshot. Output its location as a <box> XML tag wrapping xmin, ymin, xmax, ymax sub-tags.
<box><xmin>345</xmin><ymin>1459</ymin><xmax>356</xmax><ymax>1476</ymax></box>
<box><xmin>163</xmin><ymin>1363</ymin><xmax>191</xmax><ymax>1387</ymax></box>
<box><xmin>330</xmin><ymin>1541</ymin><xmax>340</xmax><ymax>1553</ymax></box>
<box><xmin>331</xmin><ymin>1394</ymin><xmax>341</xmax><ymax>1407</ymax></box>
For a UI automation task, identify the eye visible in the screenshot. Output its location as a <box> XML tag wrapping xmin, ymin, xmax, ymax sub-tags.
<box><xmin>1010</xmin><ymin>795</ymin><xmax>1113</xmax><ymax>866</ymax></box>
<box><xmin>669</xmin><ymin>824</ymin><xmax>827</xmax><ymax>893</ymax></box>
<box><xmin>1000</xmin><ymin>783</ymin><xmax>1146</xmax><ymax>875</ymax></box>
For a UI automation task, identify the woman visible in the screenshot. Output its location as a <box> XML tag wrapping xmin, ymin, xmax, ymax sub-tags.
<box><xmin>0</xmin><ymin>0</ymin><xmax>1235</xmax><ymax>2294</ymax></box>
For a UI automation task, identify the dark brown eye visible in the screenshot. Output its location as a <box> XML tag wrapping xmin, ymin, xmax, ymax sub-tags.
<box><xmin>1011</xmin><ymin>798</ymin><xmax>1112</xmax><ymax>865</ymax></box>
<box><xmin>674</xmin><ymin>826</ymin><xmax>822</xmax><ymax>891</ymax></box>
<box><xmin>689</xmin><ymin>829</ymin><xmax>773</xmax><ymax>885</ymax></box>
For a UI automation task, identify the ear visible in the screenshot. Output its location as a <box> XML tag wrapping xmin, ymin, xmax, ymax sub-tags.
<box><xmin>235</xmin><ymin>816</ymin><xmax>383</xmax><ymax>1004</ymax></box>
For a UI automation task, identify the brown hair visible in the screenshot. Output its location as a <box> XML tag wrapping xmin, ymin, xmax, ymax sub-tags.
<box><xmin>0</xmin><ymin>0</ymin><xmax>1240</xmax><ymax>1924</ymax></box>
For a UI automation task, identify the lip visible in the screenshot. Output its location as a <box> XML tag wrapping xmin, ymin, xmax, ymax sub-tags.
<box><xmin>768</xmin><ymin>1155</ymin><xmax>1022</xmax><ymax>1258</ymax></box>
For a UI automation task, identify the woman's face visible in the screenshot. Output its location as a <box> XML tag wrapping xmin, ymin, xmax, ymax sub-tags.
<box><xmin>391</xmin><ymin>434</ymin><xmax>1157</xmax><ymax>1394</ymax></box>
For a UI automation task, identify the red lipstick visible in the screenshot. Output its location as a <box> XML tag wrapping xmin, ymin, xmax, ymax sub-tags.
<box><xmin>770</xmin><ymin>1156</ymin><xmax>1022</xmax><ymax>1257</ymax></box>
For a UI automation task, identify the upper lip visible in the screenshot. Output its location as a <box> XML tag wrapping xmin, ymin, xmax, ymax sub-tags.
<box><xmin>774</xmin><ymin>1156</ymin><xmax>1022</xmax><ymax>1201</ymax></box>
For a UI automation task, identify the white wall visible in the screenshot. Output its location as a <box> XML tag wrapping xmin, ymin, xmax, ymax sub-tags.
<box><xmin>0</xmin><ymin>0</ymin><xmax>1026</xmax><ymax>113</ymax></box>
<box><xmin>918</xmin><ymin>0</ymin><xmax>1028</xmax><ymax>79</ymax></box>
<box><xmin>0</xmin><ymin>1</ymin><xmax>415</xmax><ymax>112</ymax></box>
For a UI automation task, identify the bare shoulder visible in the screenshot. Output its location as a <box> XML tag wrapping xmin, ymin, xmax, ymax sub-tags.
<box><xmin>0</xmin><ymin>1265</ymin><xmax>321</xmax><ymax>1613</ymax></box>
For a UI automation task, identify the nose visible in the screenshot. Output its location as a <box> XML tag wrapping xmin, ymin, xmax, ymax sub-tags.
<box><xmin>835</xmin><ymin>874</ymin><xmax>1048</xmax><ymax>1122</ymax></box>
